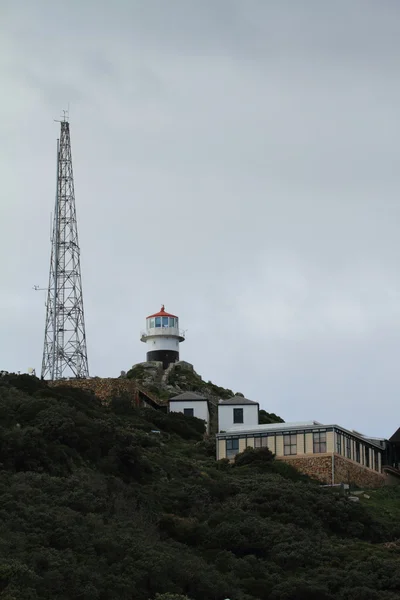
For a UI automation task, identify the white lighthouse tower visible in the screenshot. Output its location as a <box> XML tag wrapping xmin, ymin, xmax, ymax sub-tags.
<box><xmin>140</xmin><ymin>305</ymin><xmax>185</xmax><ymax>369</ymax></box>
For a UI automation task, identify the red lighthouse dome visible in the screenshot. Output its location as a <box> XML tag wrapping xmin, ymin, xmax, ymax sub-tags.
<box><xmin>146</xmin><ymin>305</ymin><xmax>178</xmax><ymax>319</ymax></box>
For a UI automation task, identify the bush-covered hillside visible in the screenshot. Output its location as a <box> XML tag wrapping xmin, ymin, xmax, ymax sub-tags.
<box><xmin>0</xmin><ymin>373</ymin><xmax>399</xmax><ymax>600</ymax></box>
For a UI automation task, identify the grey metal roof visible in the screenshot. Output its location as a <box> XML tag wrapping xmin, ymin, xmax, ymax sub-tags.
<box><xmin>220</xmin><ymin>395</ymin><xmax>259</xmax><ymax>406</ymax></box>
<box><xmin>169</xmin><ymin>391</ymin><xmax>207</xmax><ymax>401</ymax></box>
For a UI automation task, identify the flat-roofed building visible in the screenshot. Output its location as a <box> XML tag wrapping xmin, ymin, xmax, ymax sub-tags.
<box><xmin>216</xmin><ymin>420</ymin><xmax>386</xmax><ymax>488</ymax></box>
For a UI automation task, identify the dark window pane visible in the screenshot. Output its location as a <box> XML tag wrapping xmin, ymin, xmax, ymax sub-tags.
<box><xmin>355</xmin><ymin>442</ymin><xmax>360</xmax><ymax>463</ymax></box>
<box><xmin>226</xmin><ymin>438</ymin><xmax>239</xmax><ymax>458</ymax></box>
<box><xmin>284</xmin><ymin>433</ymin><xmax>297</xmax><ymax>455</ymax></box>
<box><xmin>313</xmin><ymin>431</ymin><xmax>327</xmax><ymax>454</ymax></box>
<box><xmin>233</xmin><ymin>408</ymin><xmax>243</xmax><ymax>424</ymax></box>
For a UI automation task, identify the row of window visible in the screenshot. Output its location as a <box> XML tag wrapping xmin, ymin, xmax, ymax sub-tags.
<box><xmin>225</xmin><ymin>432</ymin><xmax>381</xmax><ymax>471</ymax></box>
<box><xmin>147</xmin><ymin>317</ymin><xmax>178</xmax><ymax>329</ymax></box>
<box><xmin>336</xmin><ymin>434</ymin><xmax>379</xmax><ymax>471</ymax></box>
<box><xmin>226</xmin><ymin>432</ymin><xmax>327</xmax><ymax>459</ymax></box>
<box><xmin>283</xmin><ymin>431</ymin><xmax>326</xmax><ymax>455</ymax></box>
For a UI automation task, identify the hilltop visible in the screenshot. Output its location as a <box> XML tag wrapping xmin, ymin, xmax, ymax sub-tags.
<box><xmin>0</xmin><ymin>373</ymin><xmax>399</xmax><ymax>600</ymax></box>
<box><xmin>125</xmin><ymin>360</ymin><xmax>284</xmax><ymax>429</ymax></box>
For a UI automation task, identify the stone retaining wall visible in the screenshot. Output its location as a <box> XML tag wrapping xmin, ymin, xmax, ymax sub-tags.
<box><xmin>279</xmin><ymin>453</ymin><xmax>385</xmax><ymax>488</ymax></box>
<box><xmin>279</xmin><ymin>454</ymin><xmax>333</xmax><ymax>483</ymax></box>
<box><xmin>334</xmin><ymin>454</ymin><xmax>385</xmax><ymax>488</ymax></box>
<box><xmin>49</xmin><ymin>378</ymin><xmax>141</xmax><ymax>405</ymax></box>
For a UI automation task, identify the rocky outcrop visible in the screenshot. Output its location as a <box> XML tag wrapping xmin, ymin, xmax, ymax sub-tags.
<box><xmin>126</xmin><ymin>360</ymin><xmax>234</xmax><ymax>405</ymax></box>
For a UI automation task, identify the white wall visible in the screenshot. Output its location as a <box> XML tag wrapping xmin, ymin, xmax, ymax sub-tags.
<box><xmin>146</xmin><ymin>336</ymin><xmax>179</xmax><ymax>352</ymax></box>
<box><xmin>218</xmin><ymin>404</ymin><xmax>259</xmax><ymax>432</ymax></box>
<box><xmin>169</xmin><ymin>400</ymin><xmax>209</xmax><ymax>432</ymax></box>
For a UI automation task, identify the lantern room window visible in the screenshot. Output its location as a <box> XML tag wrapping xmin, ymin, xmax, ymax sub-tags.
<box><xmin>155</xmin><ymin>317</ymin><xmax>161</xmax><ymax>327</ymax></box>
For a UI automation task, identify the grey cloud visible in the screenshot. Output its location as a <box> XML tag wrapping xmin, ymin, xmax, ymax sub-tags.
<box><xmin>1</xmin><ymin>0</ymin><xmax>400</xmax><ymax>439</ymax></box>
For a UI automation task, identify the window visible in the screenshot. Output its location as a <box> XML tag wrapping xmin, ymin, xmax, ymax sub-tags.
<box><xmin>365</xmin><ymin>447</ymin><xmax>370</xmax><ymax>468</ymax></box>
<box><xmin>345</xmin><ymin>437</ymin><xmax>351</xmax><ymax>459</ymax></box>
<box><xmin>374</xmin><ymin>450</ymin><xmax>380</xmax><ymax>472</ymax></box>
<box><xmin>226</xmin><ymin>439</ymin><xmax>239</xmax><ymax>458</ymax></box>
<box><xmin>162</xmin><ymin>316</ymin><xmax>169</xmax><ymax>327</ymax></box>
<box><xmin>254</xmin><ymin>436</ymin><xmax>268</xmax><ymax>448</ymax></box>
<box><xmin>313</xmin><ymin>431</ymin><xmax>326</xmax><ymax>453</ymax></box>
<box><xmin>183</xmin><ymin>408</ymin><xmax>194</xmax><ymax>417</ymax></box>
<box><xmin>355</xmin><ymin>441</ymin><xmax>360</xmax><ymax>463</ymax></box>
<box><xmin>233</xmin><ymin>408</ymin><xmax>243</xmax><ymax>424</ymax></box>
<box><xmin>169</xmin><ymin>317</ymin><xmax>175</xmax><ymax>327</ymax></box>
<box><xmin>284</xmin><ymin>434</ymin><xmax>297</xmax><ymax>456</ymax></box>
<box><xmin>155</xmin><ymin>317</ymin><xmax>161</xmax><ymax>328</ymax></box>
<box><xmin>336</xmin><ymin>433</ymin><xmax>342</xmax><ymax>455</ymax></box>
<box><xmin>149</xmin><ymin>318</ymin><xmax>155</xmax><ymax>329</ymax></box>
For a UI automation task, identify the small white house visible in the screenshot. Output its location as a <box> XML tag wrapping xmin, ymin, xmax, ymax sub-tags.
<box><xmin>169</xmin><ymin>391</ymin><xmax>210</xmax><ymax>433</ymax></box>
<box><xmin>218</xmin><ymin>395</ymin><xmax>259</xmax><ymax>433</ymax></box>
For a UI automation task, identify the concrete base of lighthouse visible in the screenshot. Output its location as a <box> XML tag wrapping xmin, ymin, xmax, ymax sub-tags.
<box><xmin>146</xmin><ymin>350</ymin><xmax>179</xmax><ymax>370</ymax></box>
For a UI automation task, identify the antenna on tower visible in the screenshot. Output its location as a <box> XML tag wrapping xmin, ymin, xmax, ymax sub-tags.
<box><xmin>40</xmin><ymin>116</ymin><xmax>89</xmax><ymax>380</ymax></box>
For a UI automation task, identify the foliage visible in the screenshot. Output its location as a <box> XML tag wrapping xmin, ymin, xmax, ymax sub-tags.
<box><xmin>0</xmin><ymin>373</ymin><xmax>399</xmax><ymax>600</ymax></box>
<box><xmin>166</xmin><ymin>365</ymin><xmax>234</xmax><ymax>400</ymax></box>
<box><xmin>259</xmin><ymin>409</ymin><xmax>284</xmax><ymax>424</ymax></box>
<box><xmin>126</xmin><ymin>364</ymin><xmax>147</xmax><ymax>382</ymax></box>
<box><xmin>234</xmin><ymin>446</ymin><xmax>275</xmax><ymax>466</ymax></box>
<box><xmin>154</xmin><ymin>595</ymin><xmax>192</xmax><ymax>600</ymax></box>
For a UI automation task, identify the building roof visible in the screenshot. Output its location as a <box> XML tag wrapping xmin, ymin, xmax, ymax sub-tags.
<box><xmin>220</xmin><ymin>395</ymin><xmax>259</xmax><ymax>406</ymax></box>
<box><xmin>223</xmin><ymin>420</ymin><xmax>319</xmax><ymax>432</ymax></box>
<box><xmin>147</xmin><ymin>305</ymin><xmax>178</xmax><ymax>319</ymax></box>
<box><xmin>389</xmin><ymin>427</ymin><xmax>400</xmax><ymax>443</ymax></box>
<box><xmin>170</xmin><ymin>391</ymin><xmax>207</xmax><ymax>402</ymax></box>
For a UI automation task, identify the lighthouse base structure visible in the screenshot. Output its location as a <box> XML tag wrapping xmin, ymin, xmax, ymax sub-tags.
<box><xmin>146</xmin><ymin>349</ymin><xmax>179</xmax><ymax>370</ymax></box>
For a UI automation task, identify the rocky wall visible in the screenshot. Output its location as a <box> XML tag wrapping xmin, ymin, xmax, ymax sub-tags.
<box><xmin>279</xmin><ymin>453</ymin><xmax>385</xmax><ymax>488</ymax></box>
<box><xmin>334</xmin><ymin>454</ymin><xmax>385</xmax><ymax>488</ymax></box>
<box><xmin>48</xmin><ymin>378</ymin><xmax>140</xmax><ymax>405</ymax></box>
<box><xmin>280</xmin><ymin>454</ymin><xmax>333</xmax><ymax>483</ymax></box>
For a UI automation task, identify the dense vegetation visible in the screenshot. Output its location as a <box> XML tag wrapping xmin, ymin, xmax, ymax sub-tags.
<box><xmin>0</xmin><ymin>373</ymin><xmax>399</xmax><ymax>599</ymax></box>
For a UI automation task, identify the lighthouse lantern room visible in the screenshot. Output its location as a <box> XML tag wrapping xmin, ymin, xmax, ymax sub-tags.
<box><xmin>140</xmin><ymin>305</ymin><xmax>185</xmax><ymax>369</ymax></box>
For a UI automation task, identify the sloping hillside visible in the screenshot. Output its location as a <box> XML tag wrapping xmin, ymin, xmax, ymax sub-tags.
<box><xmin>126</xmin><ymin>361</ymin><xmax>284</xmax><ymax>431</ymax></box>
<box><xmin>0</xmin><ymin>373</ymin><xmax>399</xmax><ymax>600</ymax></box>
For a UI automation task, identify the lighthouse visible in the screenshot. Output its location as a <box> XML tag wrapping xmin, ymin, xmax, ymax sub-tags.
<box><xmin>140</xmin><ymin>305</ymin><xmax>185</xmax><ymax>369</ymax></box>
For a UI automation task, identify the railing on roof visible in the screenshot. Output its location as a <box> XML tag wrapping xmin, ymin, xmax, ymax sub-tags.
<box><xmin>140</xmin><ymin>326</ymin><xmax>185</xmax><ymax>340</ymax></box>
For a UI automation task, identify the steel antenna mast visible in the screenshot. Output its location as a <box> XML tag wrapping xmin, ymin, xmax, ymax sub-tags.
<box><xmin>41</xmin><ymin>111</ymin><xmax>89</xmax><ymax>380</ymax></box>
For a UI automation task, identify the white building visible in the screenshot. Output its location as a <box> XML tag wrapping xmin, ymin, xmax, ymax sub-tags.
<box><xmin>169</xmin><ymin>391</ymin><xmax>210</xmax><ymax>433</ymax></box>
<box><xmin>218</xmin><ymin>395</ymin><xmax>259</xmax><ymax>433</ymax></box>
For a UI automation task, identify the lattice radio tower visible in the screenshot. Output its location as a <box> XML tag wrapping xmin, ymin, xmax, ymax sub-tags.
<box><xmin>41</xmin><ymin>111</ymin><xmax>89</xmax><ymax>380</ymax></box>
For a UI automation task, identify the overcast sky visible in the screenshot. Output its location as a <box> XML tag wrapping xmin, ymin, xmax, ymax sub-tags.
<box><xmin>1</xmin><ymin>0</ymin><xmax>400</xmax><ymax>437</ymax></box>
